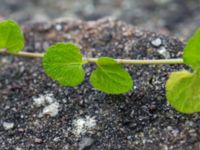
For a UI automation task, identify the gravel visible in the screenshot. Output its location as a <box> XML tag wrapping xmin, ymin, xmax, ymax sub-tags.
<box><xmin>0</xmin><ymin>18</ymin><xmax>199</xmax><ymax>149</ymax></box>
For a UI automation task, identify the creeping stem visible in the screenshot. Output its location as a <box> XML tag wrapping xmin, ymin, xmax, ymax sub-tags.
<box><xmin>0</xmin><ymin>50</ymin><xmax>184</xmax><ymax>65</ymax></box>
<box><xmin>84</xmin><ymin>58</ymin><xmax>183</xmax><ymax>65</ymax></box>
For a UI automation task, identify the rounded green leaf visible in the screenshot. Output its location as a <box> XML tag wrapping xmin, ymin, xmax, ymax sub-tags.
<box><xmin>90</xmin><ymin>57</ymin><xmax>133</xmax><ymax>94</ymax></box>
<box><xmin>0</xmin><ymin>20</ymin><xmax>24</xmax><ymax>53</ymax></box>
<box><xmin>42</xmin><ymin>42</ymin><xmax>85</xmax><ymax>86</ymax></box>
<box><xmin>183</xmin><ymin>28</ymin><xmax>200</xmax><ymax>70</ymax></box>
<box><xmin>166</xmin><ymin>70</ymin><xmax>200</xmax><ymax>113</ymax></box>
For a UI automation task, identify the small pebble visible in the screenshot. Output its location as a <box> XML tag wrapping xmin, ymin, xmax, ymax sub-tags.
<box><xmin>158</xmin><ymin>47</ymin><xmax>170</xmax><ymax>59</ymax></box>
<box><xmin>34</xmin><ymin>138</ymin><xmax>43</xmax><ymax>144</ymax></box>
<box><xmin>3</xmin><ymin>122</ymin><xmax>14</xmax><ymax>130</ymax></box>
<box><xmin>16</xmin><ymin>147</ymin><xmax>23</xmax><ymax>150</ymax></box>
<box><xmin>151</xmin><ymin>38</ymin><xmax>162</xmax><ymax>47</ymax></box>
<box><xmin>18</xmin><ymin>128</ymin><xmax>25</xmax><ymax>132</ymax></box>
<box><xmin>172</xmin><ymin>129</ymin><xmax>179</xmax><ymax>136</ymax></box>
<box><xmin>64</xmin><ymin>145</ymin><xmax>69</xmax><ymax>150</ymax></box>
<box><xmin>55</xmin><ymin>24</ymin><xmax>62</xmax><ymax>31</ymax></box>
<box><xmin>33</xmin><ymin>96</ymin><xmax>45</xmax><ymax>107</ymax></box>
<box><xmin>33</xmin><ymin>93</ymin><xmax>55</xmax><ymax>107</ymax></box>
<box><xmin>127</xmin><ymin>136</ymin><xmax>132</xmax><ymax>140</ymax></box>
<box><xmin>72</xmin><ymin>116</ymin><xmax>96</xmax><ymax>137</ymax></box>
<box><xmin>53</xmin><ymin>137</ymin><xmax>60</xmax><ymax>142</ymax></box>
<box><xmin>42</xmin><ymin>102</ymin><xmax>60</xmax><ymax>117</ymax></box>
<box><xmin>78</xmin><ymin>137</ymin><xmax>94</xmax><ymax>150</ymax></box>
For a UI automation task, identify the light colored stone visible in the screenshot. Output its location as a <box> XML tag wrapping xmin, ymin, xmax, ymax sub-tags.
<box><xmin>72</xmin><ymin>116</ymin><xmax>96</xmax><ymax>137</ymax></box>
<box><xmin>151</xmin><ymin>38</ymin><xmax>162</xmax><ymax>47</ymax></box>
<box><xmin>33</xmin><ymin>93</ymin><xmax>55</xmax><ymax>107</ymax></box>
<box><xmin>42</xmin><ymin>102</ymin><xmax>60</xmax><ymax>117</ymax></box>
<box><xmin>78</xmin><ymin>137</ymin><xmax>94</xmax><ymax>150</ymax></box>
<box><xmin>158</xmin><ymin>47</ymin><xmax>170</xmax><ymax>59</ymax></box>
<box><xmin>3</xmin><ymin>122</ymin><xmax>14</xmax><ymax>130</ymax></box>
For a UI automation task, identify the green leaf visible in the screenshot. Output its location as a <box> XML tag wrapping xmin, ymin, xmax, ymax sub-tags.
<box><xmin>90</xmin><ymin>57</ymin><xmax>133</xmax><ymax>94</ymax></box>
<box><xmin>166</xmin><ymin>70</ymin><xmax>200</xmax><ymax>113</ymax></box>
<box><xmin>0</xmin><ymin>20</ymin><xmax>24</xmax><ymax>53</ymax></box>
<box><xmin>183</xmin><ymin>28</ymin><xmax>200</xmax><ymax>70</ymax></box>
<box><xmin>42</xmin><ymin>42</ymin><xmax>85</xmax><ymax>86</ymax></box>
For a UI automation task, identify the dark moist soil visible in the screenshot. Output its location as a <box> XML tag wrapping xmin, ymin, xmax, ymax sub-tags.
<box><xmin>0</xmin><ymin>18</ymin><xmax>200</xmax><ymax>150</ymax></box>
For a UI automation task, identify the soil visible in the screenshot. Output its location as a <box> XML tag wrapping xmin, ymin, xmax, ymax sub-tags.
<box><xmin>1</xmin><ymin>18</ymin><xmax>200</xmax><ymax>150</ymax></box>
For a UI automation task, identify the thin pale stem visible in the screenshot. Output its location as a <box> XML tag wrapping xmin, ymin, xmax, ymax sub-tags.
<box><xmin>0</xmin><ymin>50</ymin><xmax>184</xmax><ymax>65</ymax></box>
<box><xmin>0</xmin><ymin>50</ymin><xmax>44</xmax><ymax>58</ymax></box>
<box><xmin>83</xmin><ymin>58</ymin><xmax>183</xmax><ymax>65</ymax></box>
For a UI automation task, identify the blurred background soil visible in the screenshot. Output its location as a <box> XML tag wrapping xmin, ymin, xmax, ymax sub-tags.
<box><xmin>0</xmin><ymin>0</ymin><xmax>200</xmax><ymax>39</ymax></box>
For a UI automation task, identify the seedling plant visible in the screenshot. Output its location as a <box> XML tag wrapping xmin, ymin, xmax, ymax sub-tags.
<box><xmin>0</xmin><ymin>20</ymin><xmax>200</xmax><ymax>114</ymax></box>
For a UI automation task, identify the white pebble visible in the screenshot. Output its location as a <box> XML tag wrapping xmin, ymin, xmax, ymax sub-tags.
<box><xmin>151</xmin><ymin>38</ymin><xmax>162</xmax><ymax>47</ymax></box>
<box><xmin>3</xmin><ymin>122</ymin><xmax>14</xmax><ymax>130</ymax></box>
<box><xmin>158</xmin><ymin>47</ymin><xmax>170</xmax><ymax>59</ymax></box>
<box><xmin>42</xmin><ymin>102</ymin><xmax>59</xmax><ymax>117</ymax></box>
<box><xmin>1</xmin><ymin>58</ymin><xmax>9</xmax><ymax>63</ymax></box>
<box><xmin>78</xmin><ymin>137</ymin><xmax>94</xmax><ymax>150</ymax></box>
<box><xmin>72</xmin><ymin>116</ymin><xmax>96</xmax><ymax>137</ymax></box>
<box><xmin>172</xmin><ymin>129</ymin><xmax>179</xmax><ymax>136</ymax></box>
<box><xmin>64</xmin><ymin>145</ymin><xmax>69</xmax><ymax>150</ymax></box>
<box><xmin>16</xmin><ymin>147</ymin><xmax>23</xmax><ymax>150</ymax></box>
<box><xmin>45</xmin><ymin>93</ymin><xmax>55</xmax><ymax>104</ymax></box>
<box><xmin>55</xmin><ymin>24</ymin><xmax>62</xmax><ymax>31</ymax></box>
<box><xmin>33</xmin><ymin>93</ymin><xmax>55</xmax><ymax>107</ymax></box>
<box><xmin>33</xmin><ymin>96</ymin><xmax>45</xmax><ymax>107</ymax></box>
